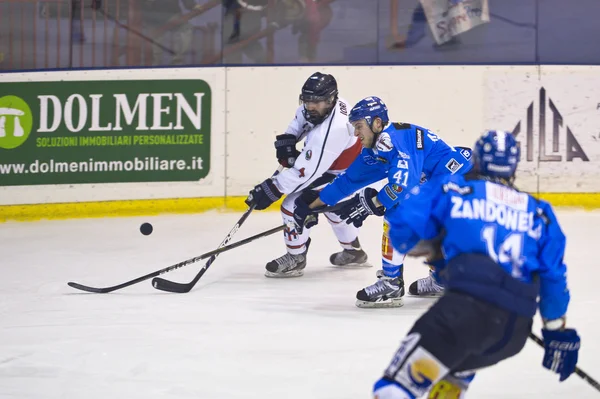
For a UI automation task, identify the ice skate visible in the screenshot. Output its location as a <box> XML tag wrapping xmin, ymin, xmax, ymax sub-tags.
<box><xmin>409</xmin><ymin>272</ymin><xmax>444</xmax><ymax>297</ymax></box>
<box><xmin>265</xmin><ymin>239</ymin><xmax>310</xmax><ymax>278</ymax></box>
<box><xmin>356</xmin><ymin>270</ymin><xmax>405</xmax><ymax>308</ymax></box>
<box><xmin>329</xmin><ymin>238</ymin><xmax>371</xmax><ymax>268</ymax></box>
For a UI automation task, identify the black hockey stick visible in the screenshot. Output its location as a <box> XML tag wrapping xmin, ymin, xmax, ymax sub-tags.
<box><xmin>151</xmin><ymin>203</ymin><xmax>257</xmax><ymax>293</ymax></box>
<box><xmin>150</xmin><ymin>196</ymin><xmax>353</xmax><ymax>293</ymax></box>
<box><xmin>528</xmin><ymin>332</ymin><xmax>600</xmax><ymax>392</ymax></box>
<box><xmin>67</xmin><ymin>223</ymin><xmax>286</xmax><ymax>293</ymax></box>
<box><xmin>151</xmin><ymin>167</ymin><xmax>285</xmax><ymax>293</ymax></box>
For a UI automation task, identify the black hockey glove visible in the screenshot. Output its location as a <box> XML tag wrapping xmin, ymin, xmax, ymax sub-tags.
<box><xmin>245</xmin><ymin>178</ymin><xmax>283</xmax><ymax>210</ymax></box>
<box><xmin>335</xmin><ymin>188</ymin><xmax>385</xmax><ymax>228</ymax></box>
<box><xmin>275</xmin><ymin>134</ymin><xmax>300</xmax><ymax>168</ymax></box>
<box><xmin>293</xmin><ymin>190</ymin><xmax>321</xmax><ymax>234</ymax></box>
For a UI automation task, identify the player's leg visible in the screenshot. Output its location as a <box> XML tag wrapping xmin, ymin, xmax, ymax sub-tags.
<box><xmin>265</xmin><ymin>191</ymin><xmax>311</xmax><ymax>278</ymax></box>
<box><xmin>356</xmin><ymin>219</ymin><xmax>405</xmax><ymax>308</ymax></box>
<box><xmin>372</xmin><ymin>290</ymin><xmax>532</xmax><ymax>398</ymax></box>
<box><xmin>425</xmin><ymin>372</ymin><xmax>475</xmax><ymax>399</ymax></box>
<box><xmin>408</xmin><ymin>265</ymin><xmax>444</xmax><ymax>297</ymax></box>
<box><xmin>324</xmin><ymin>211</ymin><xmax>371</xmax><ymax>267</ymax></box>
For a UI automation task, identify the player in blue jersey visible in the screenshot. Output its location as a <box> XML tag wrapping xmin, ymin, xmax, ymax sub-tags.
<box><xmin>292</xmin><ymin>96</ymin><xmax>473</xmax><ymax>308</ymax></box>
<box><xmin>371</xmin><ymin>130</ymin><xmax>580</xmax><ymax>399</ymax></box>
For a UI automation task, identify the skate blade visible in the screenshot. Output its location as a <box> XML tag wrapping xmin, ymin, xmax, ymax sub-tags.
<box><xmin>332</xmin><ymin>261</ymin><xmax>373</xmax><ymax>269</ymax></box>
<box><xmin>264</xmin><ymin>270</ymin><xmax>304</xmax><ymax>278</ymax></box>
<box><xmin>408</xmin><ymin>292</ymin><xmax>444</xmax><ymax>298</ymax></box>
<box><xmin>355</xmin><ymin>297</ymin><xmax>404</xmax><ymax>308</ymax></box>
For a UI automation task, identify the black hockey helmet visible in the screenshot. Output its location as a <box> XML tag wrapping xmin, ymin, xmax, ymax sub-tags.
<box><xmin>299</xmin><ymin>72</ymin><xmax>338</xmax><ymax>125</ymax></box>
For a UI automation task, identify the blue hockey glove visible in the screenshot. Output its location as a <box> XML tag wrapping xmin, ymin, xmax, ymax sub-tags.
<box><xmin>293</xmin><ymin>190</ymin><xmax>320</xmax><ymax>234</ymax></box>
<box><xmin>335</xmin><ymin>187</ymin><xmax>385</xmax><ymax>228</ymax></box>
<box><xmin>245</xmin><ymin>179</ymin><xmax>283</xmax><ymax>210</ymax></box>
<box><xmin>542</xmin><ymin>326</ymin><xmax>580</xmax><ymax>382</ymax></box>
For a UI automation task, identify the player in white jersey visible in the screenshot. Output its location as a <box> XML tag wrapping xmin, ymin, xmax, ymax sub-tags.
<box><xmin>244</xmin><ymin>72</ymin><xmax>367</xmax><ymax>277</ymax></box>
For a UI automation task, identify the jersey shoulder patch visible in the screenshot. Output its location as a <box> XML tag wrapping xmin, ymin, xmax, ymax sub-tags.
<box><xmin>392</xmin><ymin>122</ymin><xmax>412</xmax><ymax>130</ymax></box>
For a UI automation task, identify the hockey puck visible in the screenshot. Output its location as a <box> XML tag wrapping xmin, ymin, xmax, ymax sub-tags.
<box><xmin>140</xmin><ymin>222</ymin><xmax>153</xmax><ymax>236</ymax></box>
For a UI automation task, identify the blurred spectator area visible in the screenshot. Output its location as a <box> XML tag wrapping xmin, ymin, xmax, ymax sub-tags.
<box><xmin>0</xmin><ymin>0</ymin><xmax>599</xmax><ymax>71</ymax></box>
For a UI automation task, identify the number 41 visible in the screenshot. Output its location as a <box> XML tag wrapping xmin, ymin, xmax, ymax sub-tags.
<box><xmin>393</xmin><ymin>170</ymin><xmax>409</xmax><ymax>187</ymax></box>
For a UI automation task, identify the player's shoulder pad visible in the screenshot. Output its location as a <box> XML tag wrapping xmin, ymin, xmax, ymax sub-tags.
<box><xmin>392</xmin><ymin>122</ymin><xmax>412</xmax><ymax>130</ymax></box>
<box><xmin>532</xmin><ymin>198</ymin><xmax>567</xmax><ymax>244</ymax></box>
<box><xmin>293</xmin><ymin>104</ymin><xmax>307</xmax><ymax>121</ymax></box>
<box><xmin>534</xmin><ymin>198</ymin><xmax>557</xmax><ymax>226</ymax></box>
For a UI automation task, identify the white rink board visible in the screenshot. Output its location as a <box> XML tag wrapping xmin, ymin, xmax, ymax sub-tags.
<box><xmin>483</xmin><ymin>65</ymin><xmax>600</xmax><ymax>193</ymax></box>
<box><xmin>1</xmin><ymin>65</ymin><xmax>599</xmax><ymax>205</ymax></box>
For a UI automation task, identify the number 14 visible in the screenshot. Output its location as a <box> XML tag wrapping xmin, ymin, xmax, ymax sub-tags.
<box><xmin>481</xmin><ymin>225</ymin><xmax>524</xmax><ymax>278</ymax></box>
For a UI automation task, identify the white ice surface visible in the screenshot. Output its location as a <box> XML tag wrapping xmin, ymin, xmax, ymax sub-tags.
<box><xmin>0</xmin><ymin>209</ymin><xmax>598</xmax><ymax>399</ymax></box>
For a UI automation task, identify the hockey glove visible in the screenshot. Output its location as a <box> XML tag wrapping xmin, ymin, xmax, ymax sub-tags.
<box><xmin>275</xmin><ymin>134</ymin><xmax>300</xmax><ymax>168</ymax></box>
<box><xmin>245</xmin><ymin>179</ymin><xmax>283</xmax><ymax>210</ymax></box>
<box><xmin>293</xmin><ymin>190</ymin><xmax>320</xmax><ymax>234</ymax></box>
<box><xmin>542</xmin><ymin>323</ymin><xmax>580</xmax><ymax>382</ymax></box>
<box><xmin>335</xmin><ymin>188</ymin><xmax>385</xmax><ymax>228</ymax></box>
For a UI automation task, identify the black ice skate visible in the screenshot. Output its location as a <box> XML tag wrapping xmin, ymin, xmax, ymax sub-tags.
<box><xmin>408</xmin><ymin>273</ymin><xmax>444</xmax><ymax>297</ymax></box>
<box><xmin>329</xmin><ymin>238</ymin><xmax>371</xmax><ymax>268</ymax></box>
<box><xmin>265</xmin><ymin>239</ymin><xmax>310</xmax><ymax>278</ymax></box>
<box><xmin>356</xmin><ymin>270</ymin><xmax>405</xmax><ymax>308</ymax></box>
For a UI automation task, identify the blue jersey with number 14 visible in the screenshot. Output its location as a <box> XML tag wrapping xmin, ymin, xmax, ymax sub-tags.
<box><xmin>319</xmin><ymin>122</ymin><xmax>473</xmax><ymax>211</ymax></box>
<box><xmin>387</xmin><ymin>173</ymin><xmax>570</xmax><ymax>321</ymax></box>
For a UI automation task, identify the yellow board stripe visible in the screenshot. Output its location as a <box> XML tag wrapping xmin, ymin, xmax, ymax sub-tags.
<box><xmin>0</xmin><ymin>193</ymin><xmax>598</xmax><ymax>223</ymax></box>
<box><xmin>535</xmin><ymin>193</ymin><xmax>600</xmax><ymax>209</ymax></box>
<box><xmin>0</xmin><ymin>197</ymin><xmax>284</xmax><ymax>223</ymax></box>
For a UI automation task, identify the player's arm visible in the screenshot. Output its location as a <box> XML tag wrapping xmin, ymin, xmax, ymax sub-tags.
<box><xmin>317</xmin><ymin>153</ymin><xmax>387</xmax><ymax>207</ymax></box>
<box><xmin>386</xmin><ymin>178</ymin><xmax>447</xmax><ymax>255</ymax></box>
<box><xmin>273</xmin><ymin>118</ymin><xmax>356</xmax><ymax>195</ymax></box>
<box><xmin>536</xmin><ymin>201</ymin><xmax>570</xmax><ymax>324</ymax></box>
<box><xmin>274</xmin><ymin>106</ymin><xmax>310</xmax><ymax>168</ymax></box>
<box><xmin>289</xmin><ymin>153</ymin><xmax>387</xmax><ymax>233</ymax></box>
<box><xmin>535</xmin><ymin>200</ymin><xmax>580</xmax><ymax>383</ymax></box>
<box><xmin>376</xmin><ymin>153</ymin><xmax>423</xmax><ymax>211</ymax></box>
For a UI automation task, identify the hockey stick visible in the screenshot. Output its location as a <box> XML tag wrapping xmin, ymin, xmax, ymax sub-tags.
<box><xmin>151</xmin><ymin>203</ymin><xmax>257</xmax><ymax>293</ymax></box>
<box><xmin>67</xmin><ymin>223</ymin><xmax>286</xmax><ymax>293</ymax></box>
<box><xmin>150</xmin><ymin>167</ymin><xmax>285</xmax><ymax>293</ymax></box>
<box><xmin>528</xmin><ymin>332</ymin><xmax>600</xmax><ymax>392</ymax></box>
<box><xmin>150</xmin><ymin>194</ymin><xmax>353</xmax><ymax>293</ymax></box>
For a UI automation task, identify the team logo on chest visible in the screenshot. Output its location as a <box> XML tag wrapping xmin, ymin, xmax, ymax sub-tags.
<box><xmin>305</xmin><ymin>150</ymin><xmax>312</xmax><ymax>160</ymax></box>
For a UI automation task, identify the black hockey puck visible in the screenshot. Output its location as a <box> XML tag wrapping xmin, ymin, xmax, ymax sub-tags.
<box><xmin>140</xmin><ymin>222</ymin><xmax>153</xmax><ymax>236</ymax></box>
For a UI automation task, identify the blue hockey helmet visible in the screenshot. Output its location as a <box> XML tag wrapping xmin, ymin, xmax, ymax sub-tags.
<box><xmin>473</xmin><ymin>130</ymin><xmax>520</xmax><ymax>179</ymax></box>
<box><xmin>349</xmin><ymin>96</ymin><xmax>389</xmax><ymax>129</ymax></box>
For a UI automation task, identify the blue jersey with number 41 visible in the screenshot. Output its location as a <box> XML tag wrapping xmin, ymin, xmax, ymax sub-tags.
<box><xmin>319</xmin><ymin>122</ymin><xmax>473</xmax><ymax>211</ymax></box>
<box><xmin>387</xmin><ymin>173</ymin><xmax>570</xmax><ymax>321</ymax></box>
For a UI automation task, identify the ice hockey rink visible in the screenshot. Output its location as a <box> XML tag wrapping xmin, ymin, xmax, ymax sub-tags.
<box><xmin>1</xmin><ymin>208</ymin><xmax>598</xmax><ymax>399</ymax></box>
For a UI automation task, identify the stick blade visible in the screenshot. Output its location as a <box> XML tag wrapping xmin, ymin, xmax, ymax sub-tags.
<box><xmin>67</xmin><ymin>281</ymin><xmax>112</xmax><ymax>293</ymax></box>
<box><xmin>151</xmin><ymin>277</ymin><xmax>193</xmax><ymax>293</ymax></box>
